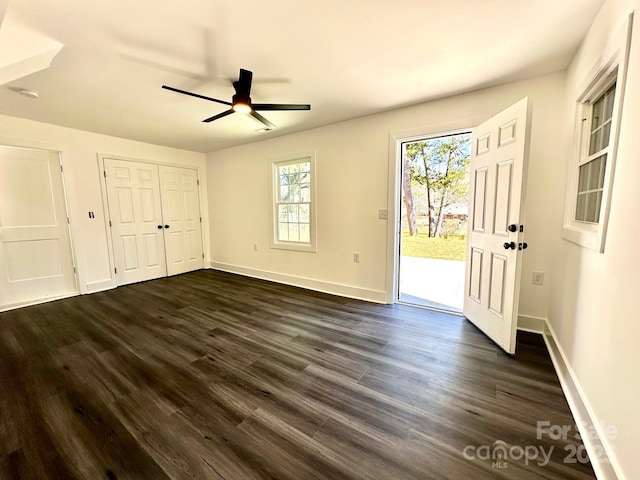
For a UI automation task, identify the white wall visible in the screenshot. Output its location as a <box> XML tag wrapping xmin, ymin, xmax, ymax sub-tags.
<box><xmin>0</xmin><ymin>115</ymin><xmax>207</xmax><ymax>294</ymax></box>
<box><xmin>548</xmin><ymin>0</ymin><xmax>639</xmax><ymax>478</ymax></box>
<box><xmin>207</xmin><ymin>72</ymin><xmax>567</xmax><ymax>319</ymax></box>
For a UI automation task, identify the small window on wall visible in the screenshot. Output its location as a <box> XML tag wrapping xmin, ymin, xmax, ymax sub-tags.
<box><xmin>575</xmin><ymin>82</ymin><xmax>616</xmax><ymax>224</ymax></box>
<box><xmin>563</xmin><ymin>14</ymin><xmax>632</xmax><ymax>252</ymax></box>
<box><xmin>271</xmin><ymin>152</ymin><xmax>316</xmax><ymax>252</ymax></box>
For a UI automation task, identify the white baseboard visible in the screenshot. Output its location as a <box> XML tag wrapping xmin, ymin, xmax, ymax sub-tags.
<box><xmin>85</xmin><ymin>278</ymin><xmax>116</xmax><ymax>293</ymax></box>
<box><xmin>209</xmin><ymin>261</ymin><xmax>387</xmax><ymax>304</ymax></box>
<box><xmin>517</xmin><ymin>315</ymin><xmax>546</xmax><ymax>333</ymax></box>
<box><xmin>0</xmin><ymin>291</ymin><xmax>79</xmax><ymax>312</ymax></box>
<box><xmin>543</xmin><ymin>320</ymin><xmax>622</xmax><ymax>480</ymax></box>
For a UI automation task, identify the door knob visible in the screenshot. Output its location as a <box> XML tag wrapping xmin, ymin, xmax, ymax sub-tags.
<box><xmin>508</xmin><ymin>224</ymin><xmax>517</xmax><ymax>232</ymax></box>
<box><xmin>157</xmin><ymin>225</ymin><xmax>163</xmax><ymax>229</ymax></box>
<box><xmin>519</xmin><ymin>242</ymin><xmax>528</xmax><ymax>250</ymax></box>
<box><xmin>503</xmin><ymin>242</ymin><xmax>516</xmax><ymax>250</ymax></box>
<box><xmin>164</xmin><ymin>225</ymin><xmax>170</xmax><ymax>229</ymax></box>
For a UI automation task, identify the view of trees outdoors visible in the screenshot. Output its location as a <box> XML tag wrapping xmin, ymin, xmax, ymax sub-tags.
<box><xmin>399</xmin><ymin>132</ymin><xmax>471</xmax><ymax>311</ymax></box>
<box><xmin>402</xmin><ymin>133</ymin><xmax>471</xmax><ymax>241</ymax></box>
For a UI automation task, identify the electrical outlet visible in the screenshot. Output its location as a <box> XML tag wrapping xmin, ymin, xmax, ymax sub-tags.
<box><xmin>532</xmin><ymin>271</ymin><xmax>544</xmax><ymax>285</ymax></box>
<box><xmin>353</xmin><ymin>252</ymin><xmax>360</xmax><ymax>263</ymax></box>
<box><xmin>378</xmin><ymin>209</ymin><xmax>388</xmax><ymax>220</ymax></box>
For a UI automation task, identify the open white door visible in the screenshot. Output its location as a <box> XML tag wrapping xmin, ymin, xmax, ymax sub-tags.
<box><xmin>158</xmin><ymin>165</ymin><xmax>204</xmax><ymax>275</ymax></box>
<box><xmin>104</xmin><ymin>158</ymin><xmax>167</xmax><ymax>286</ymax></box>
<box><xmin>0</xmin><ymin>147</ymin><xmax>77</xmax><ymax>308</ymax></box>
<box><xmin>463</xmin><ymin>98</ymin><xmax>531</xmax><ymax>354</ymax></box>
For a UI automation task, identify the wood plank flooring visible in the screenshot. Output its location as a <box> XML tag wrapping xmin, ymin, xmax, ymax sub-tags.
<box><xmin>0</xmin><ymin>270</ymin><xmax>596</xmax><ymax>479</ymax></box>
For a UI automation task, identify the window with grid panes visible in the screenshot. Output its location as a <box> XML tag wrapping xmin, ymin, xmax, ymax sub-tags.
<box><xmin>271</xmin><ymin>154</ymin><xmax>315</xmax><ymax>251</ymax></box>
<box><xmin>562</xmin><ymin>14</ymin><xmax>631</xmax><ymax>253</ymax></box>
<box><xmin>575</xmin><ymin>83</ymin><xmax>616</xmax><ymax>223</ymax></box>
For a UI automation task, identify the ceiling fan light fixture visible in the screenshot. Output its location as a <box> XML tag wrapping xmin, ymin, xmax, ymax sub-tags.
<box><xmin>232</xmin><ymin>102</ymin><xmax>252</xmax><ymax>114</ymax></box>
<box><xmin>232</xmin><ymin>92</ymin><xmax>252</xmax><ymax>113</ymax></box>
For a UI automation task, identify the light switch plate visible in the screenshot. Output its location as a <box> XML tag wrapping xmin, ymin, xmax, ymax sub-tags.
<box><xmin>532</xmin><ymin>271</ymin><xmax>544</xmax><ymax>285</ymax></box>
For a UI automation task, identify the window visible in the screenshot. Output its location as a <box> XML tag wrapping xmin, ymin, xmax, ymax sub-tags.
<box><xmin>563</xmin><ymin>15</ymin><xmax>632</xmax><ymax>252</ymax></box>
<box><xmin>575</xmin><ymin>82</ymin><xmax>616</xmax><ymax>224</ymax></box>
<box><xmin>271</xmin><ymin>153</ymin><xmax>316</xmax><ymax>252</ymax></box>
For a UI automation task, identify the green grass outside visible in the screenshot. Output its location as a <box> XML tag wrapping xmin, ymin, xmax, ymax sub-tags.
<box><xmin>401</xmin><ymin>232</ymin><xmax>466</xmax><ymax>261</ymax></box>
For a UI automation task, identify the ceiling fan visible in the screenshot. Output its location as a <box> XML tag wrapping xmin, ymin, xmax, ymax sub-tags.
<box><xmin>162</xmin><ymin>68</ymin><xmax>310</xmax><ymax>130</ymax></box>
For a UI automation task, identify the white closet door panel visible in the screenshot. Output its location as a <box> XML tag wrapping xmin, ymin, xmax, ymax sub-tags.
<box><xmin>104</xmin><ymin>159</ymin><xmax>167</xmax><ymax>285</ymax></box>
<box><xmin>159</xmin><ymin>165</ymin><xmax>203</xmax><ymax>275</ymax></box>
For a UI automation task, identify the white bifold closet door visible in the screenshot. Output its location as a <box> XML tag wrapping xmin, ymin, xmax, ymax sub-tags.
<box><xmin>0</xmin><ymin>146</ymin><xmax>77</xmax><ymax>309</ymax></box>
<box><xmin>104</xmin><ymin>158</ymin><xmax>203</xmax><ymax>286</ymax></box>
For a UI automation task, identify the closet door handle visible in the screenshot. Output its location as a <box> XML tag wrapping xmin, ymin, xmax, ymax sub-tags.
<box><xmin>157</xmin><ymin>225</ymin><xmax>163</xmax><ymax>229</ymax></box>
<box><xmin>164</xmin><ymin>225</ymin><xmax>170</xmax><ymax>229</ymax></box>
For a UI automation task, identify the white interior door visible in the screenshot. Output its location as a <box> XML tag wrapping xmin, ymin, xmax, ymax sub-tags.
<box><xmin>0</xmin><ymin>146</ymin><xmax>77</xmax><ymax>308</ymax></box>
<box><xmin>104</xmin><ymin>158</ymin><xmax>167</xmax><ymax>286</ymax></box>
<box><xmin>463</xmin><ymin>97</ymin><xmax>531</xmax><ymax>354</ymax></box>
<box><xmin>158</xmin><ymin>165</ymin><xmax>204</xmax><ymax>275</ymax></box>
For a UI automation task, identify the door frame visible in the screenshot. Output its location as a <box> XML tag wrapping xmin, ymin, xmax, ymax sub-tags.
<box><xmin>385</xmin><ymin>120</ymin><xmax>484</xmax><ymax>305</ymax></box>
<box><xmin>97</xmin><ymin>153</ymin><xmax>208</xmax><ymax>287</ymax></box>
<box><xmin>0</xmin><ymin>144</ymin><xmax>79</xmax><ymax>311</ymax></box>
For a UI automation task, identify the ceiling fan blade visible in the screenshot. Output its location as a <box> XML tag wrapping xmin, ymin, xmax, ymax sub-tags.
<box><xmin>253</xmin><ymin>103</ymin><xmax>311</xmax><ymax>111</ymax></box>
<box><xmin>203</xmin><ymin>109</ymin><xmax>234</xmax><ymax>123</ymax></box>
<box><xmin>238</xmin><ymin>68</ymin><xmax>253</xmax><ymax>95</ymax></box>
<box><xmin>248</xmin><ymin>111</ymin><xmax>276</xmax><ymax>130</ymax></box>
<box><xmin>162</xmin><ymin>85</ymin><xmax>232</xmax><ymax>106</ymax></box>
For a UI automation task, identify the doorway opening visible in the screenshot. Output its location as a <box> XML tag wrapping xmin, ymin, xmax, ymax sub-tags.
<box><xmin>397</xmin><ymin>131</ymin><xmax>471</xmax><ymax>313</ymax></box>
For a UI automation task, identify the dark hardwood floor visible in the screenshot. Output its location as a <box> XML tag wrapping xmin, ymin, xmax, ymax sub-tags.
<box><xmin>0</xmin><ymin>270</ymin><xmax>595</xmax><ymax>479</ymax></box>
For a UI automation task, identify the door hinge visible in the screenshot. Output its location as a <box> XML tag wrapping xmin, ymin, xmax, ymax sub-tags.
<box><xmin>109</xmin><ymin>220</ymin><xmax>112</xmax><ymax>227</ymax></box>
<box><xmin>197</xmin><ymin>179</ymin><xmax>200</xmax><ymax>186</ymax></box>
<box><xmin>202</xmin><ymin>253</ymin><xmax>205</xmax><ymax>259</ymax></box>
<box><xmin>73</xmin><ymin>266</ymin><xmax>77</xmax><ymax>273</ymax></box>
<box><xmin>67</xmin><ymin>217</ymin><xmax>70</xmax><ymax>224</ymax></box>
<box><xmin>60</xmin><ymin>165</ymin><xmax>63</xmax><ymax>172</ymax></box>
<box><xmin>103</xmin><ymin>170</ymin><xmax>107</xmax><ymax>178</ymax></box>
<box><xmin>114</xmin><ymin>267</ymin><xmax>117</xmax><ymax>274</ymax></box>
<box><xmin>199</xmin><ymin>217</ymin><xmax>202</xmax><ymax>222</ymax></box>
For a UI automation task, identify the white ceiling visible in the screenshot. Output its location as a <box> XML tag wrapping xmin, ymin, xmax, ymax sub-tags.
<box><xmin>0</xmin><ymin>0</ymin><xmax>603</xmax><ymax>152</ymax></box>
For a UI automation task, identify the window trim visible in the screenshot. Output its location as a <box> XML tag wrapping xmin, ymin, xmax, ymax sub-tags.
<box><xmin>562</xmin><ymin>14</ymin><xmax>633</xmax><ymax>253</ymax></box>
<box><xmin>270</xmin><ymin>151</ymin><xmax>317</xmax><ymax>252</ymax></box>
